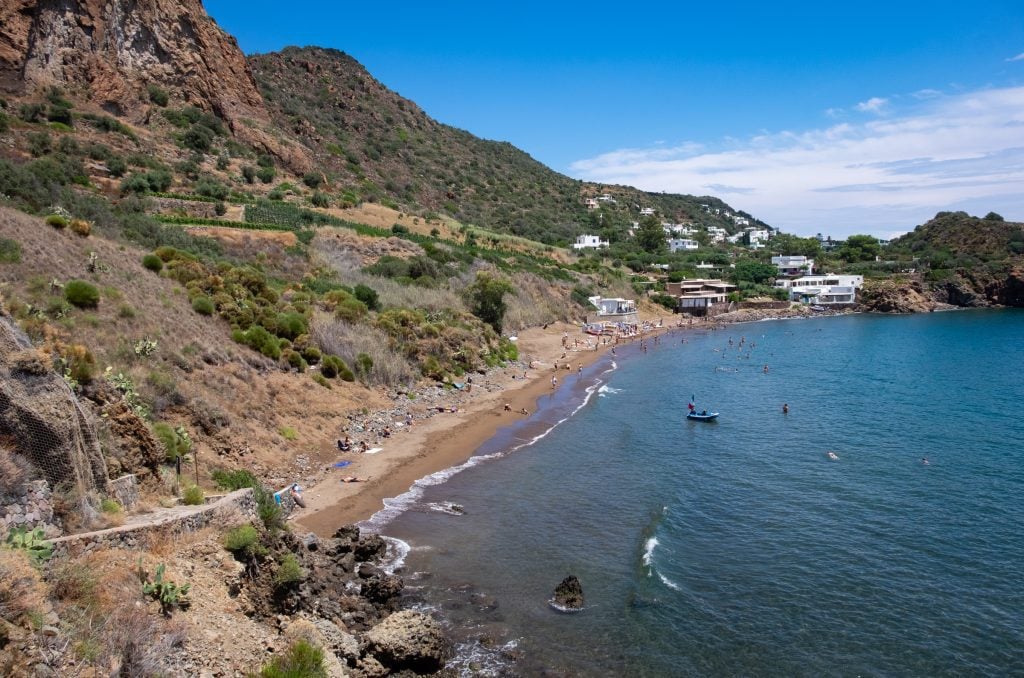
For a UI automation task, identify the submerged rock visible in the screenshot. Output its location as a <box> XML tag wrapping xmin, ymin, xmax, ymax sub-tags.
<box><xmin>552</xmin><ymin>576</ymin><xmax>584</xmax><ymax>610</ymax></box>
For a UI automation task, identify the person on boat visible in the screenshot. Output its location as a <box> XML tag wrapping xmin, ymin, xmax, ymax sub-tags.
<box><xmin>782</xmin><ymin>403</ymin><xmax>789</xmax><ymax>414</ymax></box>
<box><xmin>701</xmin><ymin>410</ymin><xmax>707</xmax><ymax>416</ymax></box>
<box><xmin>688</xmin><ymin>402</ymin><xmax>696</xmax><ymax>414</ymax></box>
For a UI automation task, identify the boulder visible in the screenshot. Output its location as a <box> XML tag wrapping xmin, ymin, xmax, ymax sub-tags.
<box><xmin>354</xmin><ymin>534</ymin><xmax>387</xmax><ymax>563</ymax></box>
<box><xmin>360</xmin><ymin>574</ymin><xmax>403</xmax><ymax>605</ymax></box>
<box><xmin>362</xmin><ymin>610</ymin><xmax>450</xmax><ymax>674</ymax></box>
<box><xmin>333</xmin><ymin>524</ymin><xmax>360</xmax><ymax>543</ymax></box>
<box><xmin>552</xmin><ymin>576</ymin><xmax>584</xmax><ymax>610</ymax></box>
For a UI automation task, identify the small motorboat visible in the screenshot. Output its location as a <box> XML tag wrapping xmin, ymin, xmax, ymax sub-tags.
<box><xmin>687</xmin><ymin>411</ymin><xmax>719</xmax><ymax>422</ymax></box>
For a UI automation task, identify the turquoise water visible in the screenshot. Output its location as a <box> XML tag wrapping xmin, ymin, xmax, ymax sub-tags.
<box><xmin>375</xmin><ymin>311</ymin><xmax>1024</xmax><ymax>676</ymax></box>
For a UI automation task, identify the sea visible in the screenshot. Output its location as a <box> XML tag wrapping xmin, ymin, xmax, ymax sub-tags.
<box><xmin>366</xmin><ymin>310</ymin><xmax>1024</xmax><ymax>677</ymax></box>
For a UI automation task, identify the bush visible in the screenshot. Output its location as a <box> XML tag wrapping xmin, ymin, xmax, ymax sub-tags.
<box><xmin>257</xmin><ymin>165</ymin><xmax>276</xmax><ymax>184</ymax></box>
<box><xmin>194</xmin><ymin>176</ymin><xmax>228</xmax><ymax>200</ymax></box>
<box><xmin>64</xmin><ymin>280</ymin><xmax>100</xmax><ymax>308</ymax></box>
<box><xmin>259</xmin><ymin>640</ymin><xmax>326</xmax><ymax>678</ymax></box>
<box><xmin>353</xmin><ymin>283</ymin><xmax>380</xmax><ymax>310</ymax></box>
<box><xmin>153</xmin><ymin>422</ymin><xmax>192</xmax><ymax>462</ymax></box>
<box><xmin>273</xmin><ymin>553</ymin><xmax>305</xmax><ymax>589</ymax></box>
<box><xmin>182</xmin><ymin>485</ymin><xmax>204</xmax><ymax>506</ymax></box>
<box><xmin>101</xmin><ymin>497</ymin><xmax>122</xmax><ymax>514</ymax></box>
<box><xmin>147</xmin><ymin>84</ymin><xmax>169</xmax><ymax>107</ymax></box>
<box><xmin>181</xmin><ymin>124</ymin><xmax>215</xmax><ymax>153</ymax></box>
<box><xmin>0</xmin><ymin>110</ymin><xmax>8</xmax><ymax>134</ymax></box>
<box><xmin>142</xmin><ymin>254</ymin><xmax>164</xmax><ymax>272</ymax></box>
<box><xmin>68</xmin><ymin>218</ymin><xmax>91</xmax><ymax>236</ymax></box>
<box><xmin>211</xmin><ymin>469</ymin><xmax>258</xmax><ymax>491</ymax></box>
<box><xmin>223</xmin><ymin>524</ymin><xmax>262</xmax><ymax>560</ymax></box>
<box><xmin>242</xmin><ymin>165</ymin><xmax>257</xmax><ymax>184</ymax></box>
<box><xmin>27</xmin><ymin>131</ymin><xmax>52</xmax><ymax>157</ymax></box>
<box><xmin>0</xmin><ymin>237</ymin><xmax>21</xmax><ymax>263</ymax></box>
<box><xmin>302</xmin><ymin>172</ymin><xmax>323</xmax><ymax>189</ymax></box>
<box><xmin>191</xmin><ymin>295</ymin><xmax>215</xmax><ymax>315</ymax></box>
<box><xmin>233</xmin><ymin>325</ymin><xmax>282</xmax><ymax>359</ymax></box>
<box><xmin>310</xmin><ymin>191</ymin><xmax>329</xmax><ymax>208</ymax></box>
<box><xmin>46</xmin><ymin>214</ymin><xmax>68</xmax><ymax>229</ymax></box>
<box><xmin>106</xmin><ymin>155</ymin><xmax>127</xmax><ymax>177</ymax></box>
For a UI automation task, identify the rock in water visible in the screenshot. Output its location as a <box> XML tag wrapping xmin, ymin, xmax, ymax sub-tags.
<box><xmin>552</xmin><ymin>576</ymin><xmax>584</xmax><ymax>610</ymax></box>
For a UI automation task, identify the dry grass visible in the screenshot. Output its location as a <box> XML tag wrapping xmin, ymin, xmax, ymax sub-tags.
<box><xmin>0</xmin><ymin>444</ymin><xmax>38</xmax><ymax>497</ymax></box>
<box><xmin>502</xmin><ymin>272</ymin><xmax>574</xmax><ymax>331</ymax></box>
<box><xmin>0</xmin><ymin>549</ymin><xmax>48</xmax><ymax>626</ymax></box>
<box><xmin>310</xmin><ymin>314</ymin><xmax>416</xmax><ymax>387</ymax></box>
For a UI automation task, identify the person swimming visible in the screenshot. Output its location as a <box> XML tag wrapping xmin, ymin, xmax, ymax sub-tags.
<box><xmin>826</xmin><ymin>451</ymin><xmax>839</xmax><ymax>461</ymax></box>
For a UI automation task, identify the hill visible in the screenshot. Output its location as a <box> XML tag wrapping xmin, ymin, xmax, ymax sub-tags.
<box><xmin>249</xmin><ymin>46</ymin><xmax>761</xmax><ymax>244</ymax></box>
<box><xmin>890</xmin><ymin>211</ymin><xmax>1024</xmax><ymax>266</ymax></box>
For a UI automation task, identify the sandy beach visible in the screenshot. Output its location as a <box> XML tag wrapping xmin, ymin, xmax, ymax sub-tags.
<box><xmin>292</xmin><ymin>312</ymin><xmax>702</xmax><ymax>536</ymax></box>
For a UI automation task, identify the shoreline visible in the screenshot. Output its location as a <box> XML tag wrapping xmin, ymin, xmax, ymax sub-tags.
<box><xmin>291</xmin><ymin>305</ymin><xmax>858</xmax><ymax>536</ymax></box>
<box><xmin>292</xmin><ymin>314</ymin><xmax>690</xmax><ymax>536</ymax></box>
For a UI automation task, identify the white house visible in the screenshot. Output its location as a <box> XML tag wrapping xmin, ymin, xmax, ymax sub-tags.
<box><xmin>666</xmin><ymin>279</ymin><xmax>737</xmax><ymax>316</ymax></box>
<box><xmin>733</xmin><ymin>216</ymin><xmax>750</xmax><ymax>226</ymax></box>
<box><xmin>584</xmin><ymin>198</ymin><xmax>599</xmax><ymax>210</ymax></box>
<box><xmin>639</xmin><ymin>207</ymin><xmax>656</xmax><ymax>216</ymax></box>
<box><xmin>572</xmin><ymin>234</ymin><xmax>609</xmax><ymax>250</ymax></box>
<box><xmin>588</xmin><ymin>296</ymin><xmax>638</xmax><ymax>324</ymax></box>
<box><xmin>663</xmin><ymin>222</ymin><xmax>697</xmax><ymax>236</ymax></box>
<box><xmin>771</xmin><ymin>255</ymin><xmax>814</xmax><ymax>277</ymax></box>
<box><xmin>668</xmin><ymin>238</ymin><xmax>699</xmax><ymax>252</ymax></box>
<box><xmin>597</xmin><ymin>194</ymin><xmax>616</xmax><ymax>204</ymax></box>
<box><xmin>707</xmin><ymin>226</ymin><xmax>728</xmax><ymax>243</ymax></box>
<box><xmin>774</xmin><ymin>274</ymin><xmax>864</xmax><ymax>305</ymax></box>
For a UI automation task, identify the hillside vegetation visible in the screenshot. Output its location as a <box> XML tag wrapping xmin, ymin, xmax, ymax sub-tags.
<box><xmin>249</xmin><ymin>47</ymin><xmax>760</xmax><ymax>245</ymax></box>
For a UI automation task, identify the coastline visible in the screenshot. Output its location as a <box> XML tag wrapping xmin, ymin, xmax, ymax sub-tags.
<box><xmin>291</xmin><ymin>304</ymin><xmax>859</xmax><ymax>536</ymax></box>
<box><xmin>292</xmin><ymin>313</ymin><xmax>689</xmax><ymax>536</ymax></box>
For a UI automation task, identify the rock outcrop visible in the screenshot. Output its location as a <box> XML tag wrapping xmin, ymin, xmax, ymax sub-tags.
<box><xmin>0</xmin><ymin>0</ymin><xmax>309</xmax><ymax>171</ymax></box>
<box><xmin>552</xmin><ymin>575</ymin><xmax>584</xmax><ymax>610</ymax></box>
<box><xmin>362</xmin><ymin>610</ymin><xmax>450</xmax><ymax>674</ymax></box>
<box><xmin>858</xmin><ymin>278</ymin><xmax>939</xmax><ymax>314</ymax></box>
<box><xmin>0</xmin><ymin>316</ymin><xmax>107</xmax><ymax>511</ymax></box>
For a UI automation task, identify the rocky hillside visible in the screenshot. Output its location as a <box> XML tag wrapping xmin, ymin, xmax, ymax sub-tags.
<box><xmin>250</xmin><ymin>46</ymin><xmax>761</xmax><ymax>244</ymax></box>
<box><xmin>0</xmin><ymin>0</ymin><xmax>308</xmax><ymax>171</ymax></box>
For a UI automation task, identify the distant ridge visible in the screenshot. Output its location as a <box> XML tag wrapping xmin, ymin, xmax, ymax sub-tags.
<box><xmin>249</xmin><ymin>46</ymin><xmax>762</xmax><ymax>244</ymax></box>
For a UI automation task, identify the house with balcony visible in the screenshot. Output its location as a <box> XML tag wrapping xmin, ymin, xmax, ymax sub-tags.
<box><xmin>771</xmin><ymin>255</ymin><xmax>815</xmax><ymax>277</ymax></box>
<box><xmin>666</xmin><ymin>279</ymin><xmax>737</xmax><ymax>316</ymax></box>
<box><xmin>572</xmin><ymin>234</ymin><xmax>609</xmax><ymax>250</ymax></box>
<box><xmin>668</xmin><ymin>238</ymin><xmax>699</xmax><ymax>252</ymax></box>
<box><xmin>774</xmin><ymin>274</ymin><xmax>864</xmax><ymax>305</ymax></box>
<box><xmin>639</xmin><ymin>207</ymin><xmax>656</xmax><ymax>216</ymax></box>
<box><xmin>584</xmin><ymin>198</ymin><xmax>599</xmax><ymax>210</ymax></box>
<box><xmin>587</xmin><ymin>296</ymin><xmax>638</xmax><ymax>325</ymax></box>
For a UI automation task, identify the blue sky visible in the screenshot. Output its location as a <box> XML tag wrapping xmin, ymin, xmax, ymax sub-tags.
<box><xmin>205</xmin><ymin>0</ymin><xmax>1024</xmax><ymax>238</ymax></box>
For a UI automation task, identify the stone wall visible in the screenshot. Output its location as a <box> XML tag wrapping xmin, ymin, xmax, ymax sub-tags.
<box><xmin>149</xmin><ymin>197</ymin><xmax>221</xmax><ymax>219</ymax></box>
<box><xmin>49</xmin><ymin>488</ymin><xmax>257</xmax><ymax>558</ymax></box>
<box><xmin>0</xmin><ymin>479</ymin><xmax>61</xmax><ymax>538</ymax></box>
<box><xmin>108</xmin><ymin>473</ymin><xmax>139</xmax><ymax>510</ymax></box>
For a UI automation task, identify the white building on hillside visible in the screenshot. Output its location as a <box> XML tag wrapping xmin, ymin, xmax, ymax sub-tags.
<box><xmin>707</xmin><ymin>226</ymin><xmax>728</xmax><ymax>243</ymax></box>
<box><xmin>668</xmin><ymin>238</ymin><xmax>699</xmax><ymax>252</ymax></box>
<box><xmin>771</xmin><ymin>255</ymin><xmax>814</xmax><ymax>277</ymax></box>
<box><xmin>639</xmin><ymin>207</ymin><xmax>656</xmax><ymax>216</ymax></box>
<box><xmin>584</xmin><ymin>198</ymin><xmax>599</xmax><ymax>210</ymax></box>
<box><xmin>572</xmin><ymin>234</ymin><xmax>609</xmax><ymax>250</ymax></box>
<box><xmin>774</xmin><ymin>274</ymin><xmax>864</xmax><ymax>305</ymax></box>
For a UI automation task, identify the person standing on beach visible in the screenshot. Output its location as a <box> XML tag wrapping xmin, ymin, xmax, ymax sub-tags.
<box><xmin>551</xmin><ymin>375</ymin><xmax>558</xmax><ymax>389</ymax></box>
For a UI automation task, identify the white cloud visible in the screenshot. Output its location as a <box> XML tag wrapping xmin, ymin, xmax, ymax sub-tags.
<box><xmin>1007</xmin><ymin>52</ymin><xmax>1024</xmax><ymax>62</ymax></box>
<box><xmin>855</xmin><ymin>96</ymin><xmax>889</xmax><ymax>114</ymax></box>
<box><xmin>569</xmin><ymin>86</ymin><xmax>1024</xmax><ymax>237</ymax></box>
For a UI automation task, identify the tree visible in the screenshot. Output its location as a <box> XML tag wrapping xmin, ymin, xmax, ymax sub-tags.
<box><xmin>732</xmin><ymin>259</ymin><xmax>777</xmax><ymax>285</ymax></box>
<box><xmin>770</xmin><ymin>233</ymin><xmax>821</xmax><ymax>258</ymax></box>
<box><xmin>466</xmin><ymin>272</ymin><xmax>513</xmax><ymax>333</ymax></box>
<box><xmin>984</xmin><ymin>212</ymin><xmax>1004</xmax><ymax>222</ymax></box>
<box><xmin>837</xmin><ymin>234</ymin><xmax>881</xmax><ymax>262</ymax></box>
<box><xmin>635</xmin><ymin>216</ymin><xmax>666</xmax><ymax>254</ymax></box>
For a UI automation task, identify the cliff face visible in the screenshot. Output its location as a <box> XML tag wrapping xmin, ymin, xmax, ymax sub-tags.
<box><xmin>0</xmin><ymin>0</ymin><xmax>309</xmax><ymax>170</ymax></box>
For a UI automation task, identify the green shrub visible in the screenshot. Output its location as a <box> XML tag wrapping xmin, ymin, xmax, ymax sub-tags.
<box><xmin>355</xmin><ymin>352</ymin><xmax>373</xmax><ymax>378</ymax></box>
<box><xmin>0</xmin><ymin>237</ymin><xmax>21</xmax><ymax>263</ymax></box>
<box><xmin>153</xmin><ymin>422</ymin><xmax>192</xmax><ymax>462</ymax></box>
<box><xmin>194</xmin><ymin>176</ymin><xmax>228</xmax><ymax>200</ymax></box>
<box><xmin>181</xmin><ymin>124</ymin><xmax>215</xmax><ymax>153</ymax></box>
<box><xmin>256</xmin><ymin>165</ymin><xmax>276</xmax><ymax>184</ymax></box>
<box><xmin>46</xmin><ymin>214</ymin><xmax>68</xmax><ymax>229</ymax></box>
<box><xmin>18</xmin><ymin>102</ymin><xmax>45</xmax><ymax>123</ymax></box>
<box><xmin>259</xmin><ymin>640</ymin><xmax>326</xmax><ymax>678</ymax></box>
<box><xmin>312</xmin><ymin>373</ymin><xmax>332</xmax><ymax>389</ymax></box>
<box><xmin>138</xmin><ymin>562</ymin><xmax>190</xmax><ymax>617</ymax></box>
<box><xmin>273</xmin><ymin>553</ymin><xmax>305</xmax><ymax>589</ymax></box>
<box><xmin>310</xmin><ymin>191</ymin><xmax>329</xmax><ymax>208</ymax></box>
<box><xmin>211</xmin><ymin>469</ymin><xmax>259</xmax><ymax>491</ymax></box>
<box><xmin>353</xmin><ymin>283</ymin><xmax>380</xmax><ymax>311</ymax></box>
<box><xmin>0</xmin><ymin>110</ymin><xmax>8</xmax><ymax>134</ymax></box>
<box><xmin>100</xmin><ymin>498</ymin><xmax>122</xmax><ymax>514</ymax></box>
<box><xmin>147</xmin><ymin>84</ymin><xmax>169</xmax><ymax>107</ymax></box>
<box><xmin>142</xmin><ymin>253</ymin><xmax>164</xmax><ymax>272</ymax></box>
<box><xmin>391</xmin><ymin>223</ymin><xmax>409</xmax><ymax>235</ymax></box>
<box><xmin>64</xmin><ymin>280</ymin><xmax>100</xmax><ymax>308</ymax></box>
<box><xmin>253</xmin><ymin>486</ymin><xmax>285</xmax><ymax>533</ymax></box>
<box><xmin>275</xmin><ymin>312</ymin><xmax>308</xmax><ymax>341</ymax></box>
<box><xmin>223</xmin><ymin>524</ymin><xmax>263</xmax><ymax>560</ymax></box>
<box><xmin>27</xmin><ymin>131</ymin><xmax>52</xmax><ymax>157</ymax></box>
<box><xmin>191</xmin><ymin>295</ymin><xmax>215</xmax><ymax>315</ymax></box>
<box><xmin>320</xmin><ymin>354</ymin><xmax>355</xmax><ymax>380</ymax></box>
<box><xmin>233</xmin><ymin>325</ymin><xmax>282</xmax><ymax>359</ymax></box>
<box><xmin>302</xmin><ymin>172</ymin><xmax>323</xmax><ymax>189</ymax></box>
<box><xmin>242</xmin><ymin>165</ymin><xmax>257</xmax><ymax>184</ymax></box>
<box><xmin>106</xmin><ymin>155</ymin><xmax>127</xmax><ymax>177</ymax></box>
<box><xmin>182</xmin><ymin>485</ymin><xmax>204</xmax><ymax>506</ymax></box>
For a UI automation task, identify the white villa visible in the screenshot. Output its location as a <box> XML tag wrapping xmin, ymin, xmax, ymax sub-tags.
<box><xmin>771</xmin><ymin>255</ymin><xmax>814</xmax><ymax>277</ymax></box>
<box><xmin>597</xmin><ymin>194</ymin><xmax>616</xmax><ymax>203</ymax></box>
<box><xmin>639</xmin><ymin>207</ymin><xmax>656</xmax><ymax>216</ymax></box>
<box><xmin>733</xmin><ymin>216</ymin><xmax>750</xmax><ymax>226</ymax></box>
<box><xmin>572</xmin><ymin>234</ymin><xmax>609</xmax><ymax>250</ymax></box>
<box><xmin>584</xmin><ymin>198</ymin><xmax>599</xmax><ymax>210</ymax></box>
<box><xmin>774</xmin><ymin>274</ymin><xmax>864</xmax><ymax>305</ymax></box>
<box><xmin>707</xmin><ymin>226</ymin><xmax>728</xmax><ymax>243</ymax></box>
<box><xmin>668</xmin><ymin>238</ymin><xmax>699</xmax><ymax>252</ymax></box>
<box><xmin>666</xmin><ymin>279</ymin><xmax>737</xmax><ymax>316</ymax></box>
